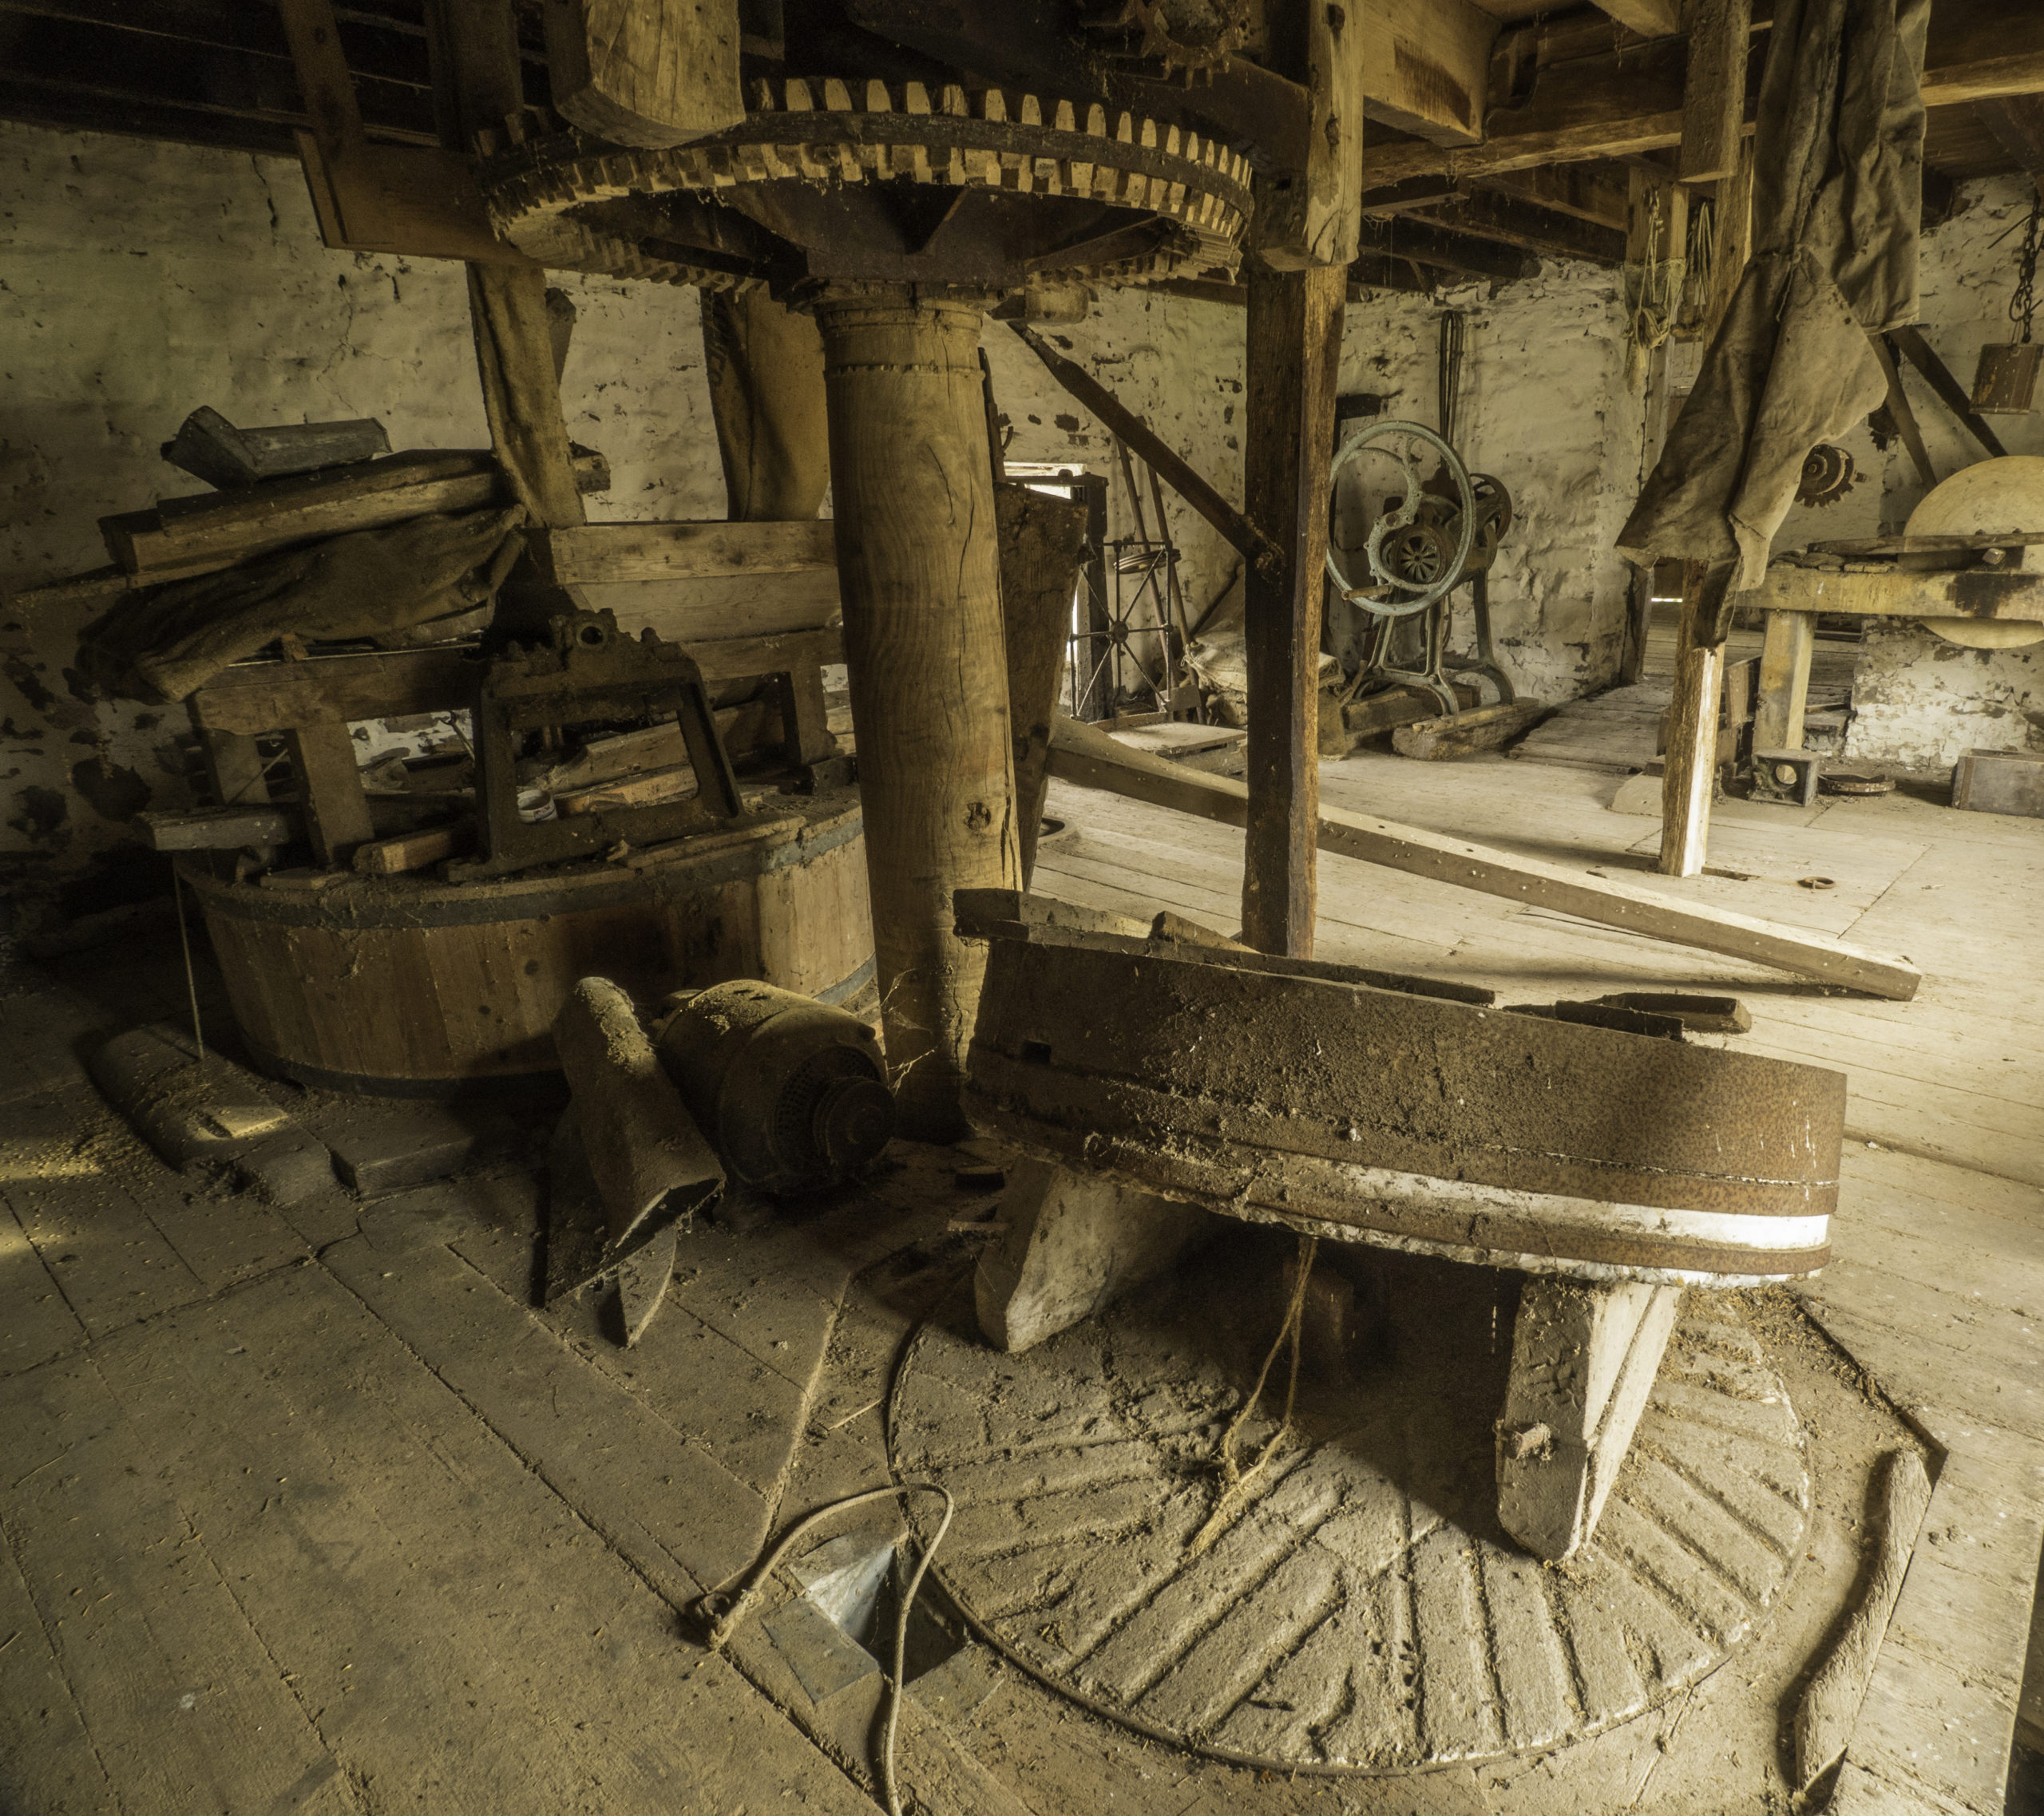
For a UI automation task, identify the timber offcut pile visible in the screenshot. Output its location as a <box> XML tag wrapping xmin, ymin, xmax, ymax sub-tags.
<box><xmin>16</xmin><ymin>408</ymin><xmax>551</xmax><ymax>704</ymax></box>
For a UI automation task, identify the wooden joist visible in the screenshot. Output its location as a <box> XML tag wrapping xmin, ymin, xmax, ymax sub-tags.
<box><xmin>1045</xmin><ymin>715</ymin><xmax>1921</xmax><ymax>1001</ymax></box>
<box><xmin>1358</xmin><ymin>0</ymin><xmax>1494</xmax><ymax>148</ymax></box>
<box><xmin>1363</xmin><ymin>1</ymin><xmax>2044</xmax><ymax>187</ymax></box>
<box><xmin>1408</xmin><ymin>189</ymin><xmax>1628</xmax><ymax>267</ymax></box>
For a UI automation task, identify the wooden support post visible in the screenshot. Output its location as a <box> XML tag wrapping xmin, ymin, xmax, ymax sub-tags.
<box><xmin>1619</xmin><ymin>564</ymin><xmax>1655</xmax><ymax>686</ymax></box>
<box><xmin>1242</xmin><ymin>259</ymin><xmax>1345</xmax><ymax>956</ymax></box>
<box><xmin>1256</xmin><ymin>0</ymin><xmax>1369</xmax><ymax>269</ymax></box>
<box><xmin>542</xmin><ymin>0</ymin><xmax>743</xmax><ymax>148</ymax></box>
<box><xmin>1753</xmin><ymin>609</ymin><xmax>1816</xmax><ymax>751</ymax></box>
<box><xmin>772</xmin><ymin>664</ymin><xmax>836</xmax><ymax>768</ymax></box>
<box><xmin>1658</xmin><ymin>564</ymin><xmax>1724</xmax><ymax>877</ymax></box>
<box><xmin>1701</xmin><ymin>137</ymin><xmax>1755</xmax><ymax>346</ymax></box>
<box><xmin>283</xmin><ymin>721</ymin><xmax>374</xmax><ymax>868</ymax></box>
<box><xmin>975</xmin><ymin>1158</ymin><xmax>1211</xmax><ymax>1354</ymax></box>
<box><xmin>1678</xmin><ymin>0</ymin><xmax>1753</xmax><ymax>186</ymax></box>
<box><xmin>812</xmin><ymin>290</ymin><xmax>1020</xmax><ymax>1141</ymax></box>
<box><xmin>425</xmin><ymin>0</ymin><xmax>586</xmax><ymax>528</ymax></box>
<box><xmin>1496</xmin><ymin>1277</ymin><xmax>1683</xmax><ymax>1562</ymax></box>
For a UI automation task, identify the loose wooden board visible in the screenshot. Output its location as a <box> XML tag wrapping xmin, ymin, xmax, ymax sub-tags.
<box><xmin>1047</xmin><ymin>715</ymin><xmax>1921</xmax><ymax>999</ymax></box>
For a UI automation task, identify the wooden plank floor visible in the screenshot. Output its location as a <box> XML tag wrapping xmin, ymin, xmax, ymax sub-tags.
<box><xmin>1037</xmin><ymin>728</ymin><xmax>2044</xmax><ymax>1815</ymax></box>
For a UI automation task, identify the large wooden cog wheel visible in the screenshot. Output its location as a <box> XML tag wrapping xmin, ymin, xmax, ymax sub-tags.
<box><xmin>1905</xmin><ymin>455</ymin><xmax>2044</xmax><ymax>648</ymax></box>
<box><xmin>478</xmin><ymin>81</ymin><xmax>1252</xmax><ymax>301</ymax></box>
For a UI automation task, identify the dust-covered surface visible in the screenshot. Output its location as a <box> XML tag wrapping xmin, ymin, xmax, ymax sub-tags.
<box><xmin>0</xmin><ymin>921</ymin><xmax>1998</xmax><ymax>1816</ymax></box>
<box><xmin>891</xmin><ymin>1232</ymin><xmax>1822</xmax><ymax>1773</ymax></box>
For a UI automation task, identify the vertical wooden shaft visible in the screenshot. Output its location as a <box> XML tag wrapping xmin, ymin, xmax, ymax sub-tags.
<box><xmin>1753</xmin><ymin>609</ymin><xmax>1815</xmax><ymax>751</ymax></box>
<box><xmin>1242</xmin><ymin>259</ymin><xmax>1345</xmax><ymax>956</ymax></box>
<box><xmin>813</xmin><ymin>291</ymin><xmax>1020</xmax><ymax>1141</ymax></box>
<box><xmin>1658</xmin><ymin>565</ymin><xmax>1724</xmax><ymax>878</ymax></box>
<box><xmin>426</xmin><ymin>0</ymin><xmax>585</xmax><ymax>528</ymax></box>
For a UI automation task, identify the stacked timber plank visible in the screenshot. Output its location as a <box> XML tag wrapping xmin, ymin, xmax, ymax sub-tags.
<box><xmin>98</xmin><ymin>449</ymin><xmax>505</xmax><ymax>587</ymax></box>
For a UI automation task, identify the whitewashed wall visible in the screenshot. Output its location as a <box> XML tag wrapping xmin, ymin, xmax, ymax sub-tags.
<box><xmin>1329</xmin><ymin>266</ymin><xmax>1642</xmax><ymax>705</ymax></box>
<box><xmin>1</xmin><ymin>119</ymin><xmax>1644</xmax><ymax>888</ymax></box>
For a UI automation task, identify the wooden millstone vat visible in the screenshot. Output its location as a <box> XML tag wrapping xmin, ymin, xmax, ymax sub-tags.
<box><xmin>183</xmin><ymin>790</ymin><xmax>871</xmax><ymax>1094</ymax></box>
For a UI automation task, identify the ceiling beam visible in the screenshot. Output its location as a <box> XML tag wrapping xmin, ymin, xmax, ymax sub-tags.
<box><xmin>1976</xmin><ymin>93</ymin><xmax>2044</xmax><ymax>191</ymax></box>
<box><xmin>1472</xmin><ymin>161</ymin><xmax>1631</xmax><ymax>230</ymax></box>
<box><xmin>1408</xmin><ymin>188</ymin><xmax>1628</xmax><ymax>267</ymax></box>
<box><xmin>1359</xmin><ymin>0</ymin><xmax>1495</xmax><ymax>148</ymax></box>
<box><xmin>1359</xmin><ymin>215</ymin><xmax>1539</xmax><ymax>281</ymax></box>
<box><xmin>1364</xmin><ymin>0</ymin><xmax>2044</xmax><ymax>188</ymax></box>
<box><xmin>1588</xmin><ymin>0</ymin><xmax>1682</xmax><ymax>38</ymax></box>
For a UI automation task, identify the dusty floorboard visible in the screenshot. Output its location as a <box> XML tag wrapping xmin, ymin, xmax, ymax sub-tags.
<box><xmin>1</xmin><ymin>736</ymin><xmax>2038</xmax><ymax>1815</ymax></box>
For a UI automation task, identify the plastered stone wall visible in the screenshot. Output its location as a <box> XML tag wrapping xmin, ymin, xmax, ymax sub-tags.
<box><xmin>2</xmin><ymin>119</ymin><xmax>1642</xmax><ymax>895</ymax></box>
<box><xmin>0</xmin><ymin>121</ymin><xmax>731</xmax><ymax>887</ymax></box>
<box><xmin>1330</xmin><ymin>267</ymin><xmax>1643</xmax><ymax>704</ymax></box>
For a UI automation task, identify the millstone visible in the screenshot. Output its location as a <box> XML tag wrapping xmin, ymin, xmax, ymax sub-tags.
<box><xmin>890</xmin><ymin>1232</ymin><xmax>1810</xmax><ymax>1772</ymax></box>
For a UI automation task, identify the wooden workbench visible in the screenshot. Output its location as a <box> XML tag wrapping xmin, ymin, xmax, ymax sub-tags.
<box><xmin>1747</xmin><ymin>563</ymin><xmax>2044</xmax><ymax>750</ymax></box>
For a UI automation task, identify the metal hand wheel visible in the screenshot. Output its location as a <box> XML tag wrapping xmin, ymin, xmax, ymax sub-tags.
<box><xmin>1325</xmin><ymin>420</ymin><xmax>1477</xmax><ymax>619</ymax></box>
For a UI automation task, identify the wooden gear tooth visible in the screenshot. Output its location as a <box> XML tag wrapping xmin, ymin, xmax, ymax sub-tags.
<box><xmin>481</xmin><ymin>81</ymin><xmax>1251</xmax><ymax>295</ymax></box>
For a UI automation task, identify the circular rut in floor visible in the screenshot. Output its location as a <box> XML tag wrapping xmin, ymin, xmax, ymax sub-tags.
<box><xmin>890</xmin><ymin>1228</ymin><xmax>1810</xmax><ymax>1772</ymax></box>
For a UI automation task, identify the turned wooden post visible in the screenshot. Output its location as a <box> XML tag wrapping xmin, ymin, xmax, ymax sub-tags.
<box><xmin>811</xmin><ymin>289</ymin><xmax>1020</xmax><ymax>1141</ymax></box>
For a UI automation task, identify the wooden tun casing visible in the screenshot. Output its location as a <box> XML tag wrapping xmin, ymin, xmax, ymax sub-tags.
<box><xmin>184</xmin><ymin>793</ymin><xmax>872</xmax><ymax>1094</ymax></box>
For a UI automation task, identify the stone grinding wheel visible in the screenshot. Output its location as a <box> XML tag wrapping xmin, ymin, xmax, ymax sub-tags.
<box><xmin>1905</xmin><ymin>455</ymin><xmax>2044</xmax><ymax>648</ymax></box>
<box><xmin>962</xmin><ymin>927</ymin><xmax>1845</xmax><ymax>1284</ymax></box>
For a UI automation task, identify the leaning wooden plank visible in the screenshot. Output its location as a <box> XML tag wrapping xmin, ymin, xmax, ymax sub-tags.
<box><xmin>543</xmin><ymin>0</ymin><xmax>744</xmax><ymax>148</ymax></box>
<box><xmin>526</xmin><ymin>520</ymin><xmax>838</xmax><ymax>584</ymax></box>
<box><xmin>1046</xmin><ymin>714</ymin><xmax>1922</xmax><ymax>1000</ymax></box>
<box><xmin>160</xmin><ymin>407</ymin><xmax>390</xmax><ymax>490</ymax></box>
<box><xmin>353</xmin><ymin>825</ymin><xmax>473</xmax><ymax>875</ymax></box>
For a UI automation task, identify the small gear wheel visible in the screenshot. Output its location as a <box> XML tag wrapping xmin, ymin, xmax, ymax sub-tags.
<box><xmin>1796</xmin><ymin>443</ymin><xmax>1857</xmax><ymax>508</ymax></box>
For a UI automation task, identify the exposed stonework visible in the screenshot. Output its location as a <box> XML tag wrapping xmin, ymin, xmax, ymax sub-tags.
<box><xmin>0</xmin><ymin>120</ymin><xmax>1651</xmax><ymax>890</ymax></box>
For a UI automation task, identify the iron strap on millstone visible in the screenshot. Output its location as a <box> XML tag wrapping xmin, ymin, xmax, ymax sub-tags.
<box><xmin>957</xmin><ymin>919</ymin><xmax>1845</xmax><ymax>1284</ymax></box>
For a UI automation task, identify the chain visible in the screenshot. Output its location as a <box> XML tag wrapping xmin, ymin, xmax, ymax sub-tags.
<box><xmin>2012</xmin><ymin>194</ymin><xmax>2040</xmax><ymax>345</ymax></box>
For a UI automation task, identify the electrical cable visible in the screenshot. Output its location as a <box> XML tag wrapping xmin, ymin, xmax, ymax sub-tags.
<box><xmin>693</xmin><ymin>1480</ymin><xmax>956</xmax><ymax>1816</ymax></box>
<box><xmin>171</xmin><ymin>869</ymin><xmax>205</xmax><ymax>1065</ymax></box>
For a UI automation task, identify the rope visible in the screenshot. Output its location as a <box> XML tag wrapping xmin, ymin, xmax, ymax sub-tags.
<box><xmin>694</xmin><ymin>1481</ymin><xmax>956</xmax><ymax>1816</ymax></box>
<box><xmin>1622</xmin><ymin>191</ymin><xmax>1685</xmax><ymax>390</ymax></box>
<box><xmin>1186</xmin><ymin>1234</ymin><xmax>1318</xmax><ymax>1557</ymax></box>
